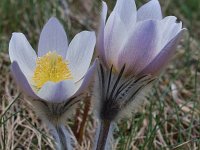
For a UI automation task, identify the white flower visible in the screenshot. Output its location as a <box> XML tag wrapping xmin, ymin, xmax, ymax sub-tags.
<box><xmin>9</xmin><ymin>17</ymin><xmax>96</xmax><ymax>103</ymax></box>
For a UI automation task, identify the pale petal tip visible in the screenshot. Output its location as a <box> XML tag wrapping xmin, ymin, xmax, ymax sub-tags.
<box><xmin>101</xmin><ymin>1</ymin><xmax>108</xmax><ymax>24</ymax></box>
<box><xmin>137</xmin><ymin>0</ymin><xmax>162</xmax><ymax>21</ymax></box>
<box><xmin>102</xmin><ymin>1</ymin><xmax>108</xmax><ymax>9</ymax></box>
<box><xmin>47</xmin><ymin>16</ymin><xmax>60</xmax><ymax>23</ymax></box>
<box><xmin>151</xmin><ymin>0</ymin><xmax>161</xmax><ymax>9</ymax></box>
<box><xmin>151</xmin><ymin>0</ymin><xmax>159</xmax><ymax>3</ymax></box>
<box><xmin>38</xmin><ymin>16</ymin><xmax>68</xmax><ymax>57</ymax></box>
<box><xmin>44</xmin><ymin>16</ymin><xmax>64</xmax><ymax>31</ymax></box>
<box><xmin>12</xmin><ymin>32</ymin><xmax>23</xmax><ymax>36</ymax></box>
<box><xmin>102</xmin><ymin>1</ymin><xmax>106</xmax><ymax>5</ymax></box>
<box><xmin>178</xmin><ymin>28</ymin><xmax>187</xmax><ymax>37</ymax></box>
<box><xmin>45</xmin><ymin>17</ymin><xmax>64</xmax><ymax>29</ymax></box>
<box><xmin>102</xmin><ymin>1</ymin><xmax>108</xmax><ymax>13</ymax></box>
<box><xmin>77</xmin><ymin>30</ymin><xmax>96</xmax><ymax>42</ymax></box>
<box><xmin>10</xmin><ymin>33</ymin><xmax>26</xmax><ymax>41</ymax></box>
<box><xmin>182</xmin><ymin>28</ymin><xmax>187</xmax><ymax>31</ymax></box>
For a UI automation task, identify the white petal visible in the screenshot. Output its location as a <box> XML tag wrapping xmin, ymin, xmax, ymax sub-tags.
<box><xmin>73</xmin><ymin>59</ymin><xmax>97</xmax><ymax>96</ymax></box>
<box><xmin>9</xmin><ymin>33</ymin><xmax>37</xmax><ymax>79</ymax></box>
<box><xmin>97</xmin><ymin>1</ymin><xmax>108</xmax><ymax>63</ymax></box>
<box><xmin>37</xmin><ymin>80</ymin><xmax>76</xmax><ymax>103</ymax></box>
<box><xmin>11</xmin><ymin>61</ymin><xmax>38</xmax><ymax>99</ymax></box>
<box><xmin>113</xmin><ymin>0</ymin><xmax>137</xmax><ymax>29</ymax></box>
<box><xmin>137</xmin><ymin>0</ymin><xmax>162</xmax><ymax>21</ymax></box>
<box><xmin>38</xmin><ymin>17</ymin><xmax>68</xmax><ymax>57</ymax></box>
<box><xmin>101</xmin><ymin>1</ymin><xmax>108</xmax><ymax>24</ymax></box>
<box><xmin>104</xmin><ymin>12</ymin><xmax>128</xmax><ymax>70</ymax></box>
<box><xmin>66</xmin><ymin>31</ymin><xmax>96</xmax><ymax>82</ymax></box>
<box><xmin>159</xmin><ymin>16</ymin><xmax>182</xmax><ymax>49</ymax></box>
<box><xmin>118</xmin><ymin>20</ymin><xmax>160</xmax><ymax>75</ymax></box>
<box><xmin>139</xmin><ymin>29</ymin><xmax>185</xmax><ymax>76</ymax></box>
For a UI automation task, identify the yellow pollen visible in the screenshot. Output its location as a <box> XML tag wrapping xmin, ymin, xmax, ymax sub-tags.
<box><xmin>32</xmin><ymin>52</ymin><xmax>72</xmax><ymax>89</ymax></box>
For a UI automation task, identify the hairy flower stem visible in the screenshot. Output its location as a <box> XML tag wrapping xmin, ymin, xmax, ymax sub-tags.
<box><xmin>55</xmin><ymin>125</ymin><xmax>69</xmax><ymax>150</ymax></box>
<box><xmin>96</xmin><ymin>120</ymin><xmax>111</xmax><ymax>150</ymax></box>
<box><xmin>48</xmin><ymin>123</ymin><xmax>72</xmax><ymax>150</ymax></box>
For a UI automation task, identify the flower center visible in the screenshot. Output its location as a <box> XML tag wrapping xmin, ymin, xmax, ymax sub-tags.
<box><xmin>32</xmin><ymin>52</ymin><xmax>72</xmax><ymax>89</ymax></box>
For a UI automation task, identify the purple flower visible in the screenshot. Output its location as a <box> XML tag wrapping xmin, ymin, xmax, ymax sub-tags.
<box><xmin>97</xmin><ymin>0</ymin><xmax>185</xmax><ymax>77</ymax></box>
<box><xmin>95</xmin><ymin>0</ymin><xmax>186</xmax><ymax>121</ymax></box>
<box><xmin>9</xmin><ymin>17</ymin><xmax>96</xmax><ymax>103</ymax></box>
<box><xmin>94</xmin><ymin>0</ymin><xmax>185</xmax><ymax>149</ymax></box>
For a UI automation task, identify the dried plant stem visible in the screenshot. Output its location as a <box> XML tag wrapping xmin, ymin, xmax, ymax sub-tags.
<box><xmin>77</xmin><ymin>97</ymin><xmax>91</xmax><ymax>143</ymax></box>
<box><xmin>73</xmin><ymin>96</ymin><xmax>91</xmax><ymax>144</ymax></box>
<box><xmin>96</xmin><ymin>120</ymin><xmax>111</xmax><ymax>150</ymax></box>
<box><xmin>73</xmin><ymin>104</ymin><xmax>81</xmax><ymax>136</ymax></box>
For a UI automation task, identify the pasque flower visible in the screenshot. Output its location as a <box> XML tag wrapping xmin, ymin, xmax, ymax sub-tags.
<box><xmin>9</xmin><ymin>17</ymin><xmax>96</xmax><ymax>150</ymax></box>
<box><xmin>94</xmin><ymin>0</ymin><xmax>186</xmax><ymax>149</ymax></box>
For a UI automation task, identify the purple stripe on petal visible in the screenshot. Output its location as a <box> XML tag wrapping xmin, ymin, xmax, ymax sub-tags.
<box><xmin>118</xmin><ymin>20</ymin><xmax>160</xmax><ymax>75</ymax></box>
<box><xmin>37</xmin><ymin>80</ymin><xmax>76</xmax><ymax>103</ymax></box>
<box><xmin>137</xmin><ymin>0</ymin><xmax>162</xmax><ymax>21</ymax></box>
<box><xmin>11</xmin><ymin>61</ymin><xmax>39</xmax><ymax>99</ymax></box>
<box><xmin>138</xmin><ymin>29</ymin><xmax>186</xmax><ymax>76</ymax></box>
<box><xmin>38</xmin><ymin>17</ymin><xmax>68</xmax><ymax>58</ymax></box>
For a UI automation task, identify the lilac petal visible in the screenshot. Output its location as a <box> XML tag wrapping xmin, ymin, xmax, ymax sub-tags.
<box><xmin>139</xmin><ymin>29</ymin><xmax>186</xmax><ymax>76</ymax></box>
<box><xmin>11</xmin><ymin>61</ymin><xmax>39</xmax><ymax>99</ymax></box>
<box><xmin>101</xmin><ymin>1</ymin><xmax>108</xmax><ymax>23</ymax></box>
<box><xmin>9</xmin><ymin>33</ymin><xmax>37</xmax><ymax>78</ymax></box>
<box><xmin>73</xmin><ymin>59</ymin><xmax>97</xmax><ymax>96</ymax></box>
<box><xmin>113</xmin><ymin>0</ymin><xmax>137</xmax><ymax>29</ymax></box>
<box><xmin>159</xmin><ymin>16</ymin><xmax>182</xmax><ymax>49</ymax></box>
<box><xmin>66</xmin><ymin>31</ymin><xmax>96</xmax><ymax>82</ymax></box>
<box><xmin>104</xmin><ymin>12</ymin><xmax>128</xmax><ymax>69</ymax></box>
<box><xmin>38</xmin><ymin>17</ymin><xmax>68</xmax><ymax>57</ymax></box>
<box><xmin>118</xmin><ymin>20</ymin><xmax>160</xmax><ymax>75</ymax></box>
<box><xmin>137</xmin><ymin>0</ymin><xmax>162</xmax><ymax>21</ymax></box>
<box><xmin>97</xmin><ymin>1</ymin><xmax>108</xmax><ymax>63</ymax></box>
<box><xmin>37</xmin><ymin>80</ymin><xmax>76</xmax><ymax>103</ymax></box>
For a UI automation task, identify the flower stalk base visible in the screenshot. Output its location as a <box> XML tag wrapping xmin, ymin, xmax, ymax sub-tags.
<box><xmin>96</xmin><ymin>120</ymin><xmax>111</xmax><ymax>150</ymax></box>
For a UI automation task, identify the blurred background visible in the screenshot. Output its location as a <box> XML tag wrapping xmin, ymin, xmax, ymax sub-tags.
<box><xmin>0</xmin><ymin>0</ymin><xmax>200</xmax><ymax>149</ymax></box>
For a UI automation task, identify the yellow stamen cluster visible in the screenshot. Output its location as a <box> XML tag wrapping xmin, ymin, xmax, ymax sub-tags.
<box><xmin>32</xmin><ymin>52</ymin><xmax>72</xmax><ymax>89</ymax></box>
